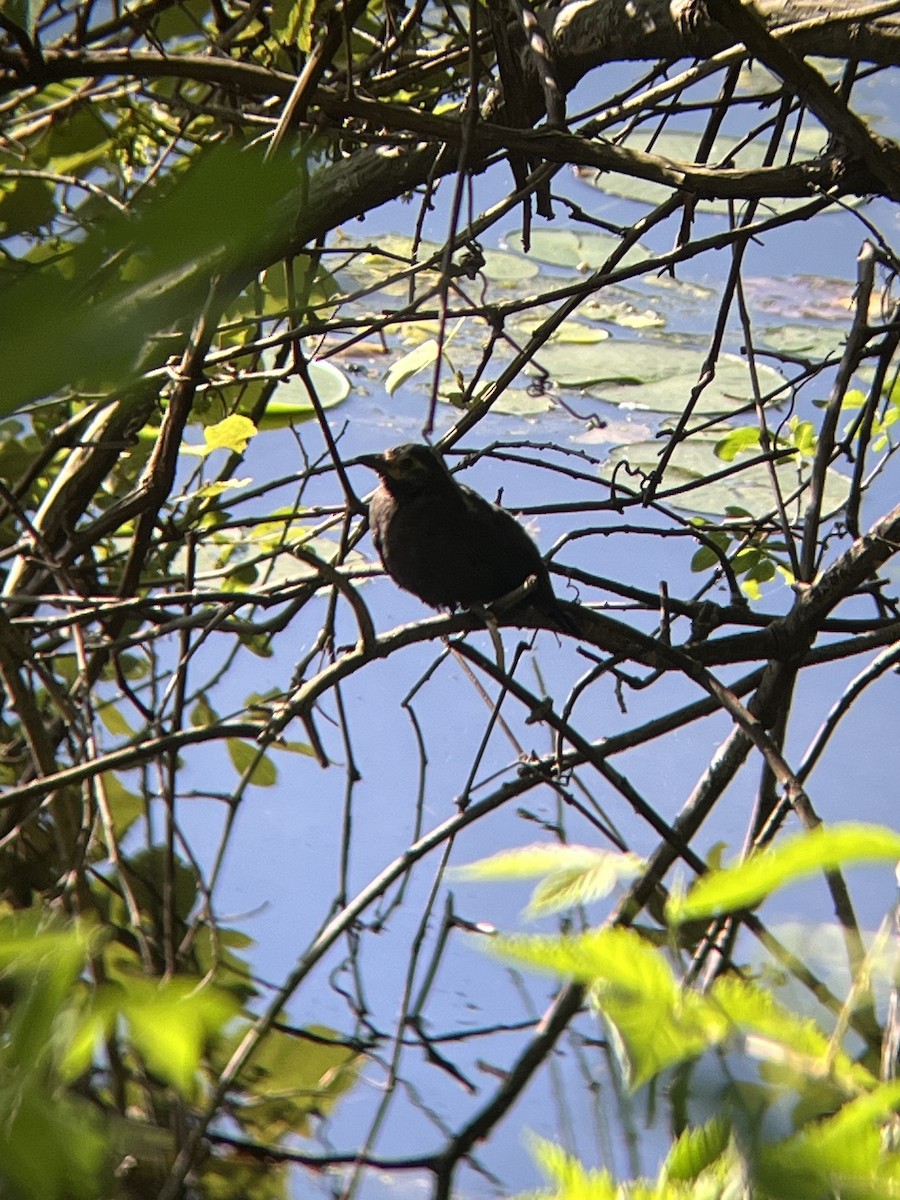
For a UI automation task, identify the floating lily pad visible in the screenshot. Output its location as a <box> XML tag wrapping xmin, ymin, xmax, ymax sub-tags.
<box><xmin>479</xmin><ymin>246</ymin><xmax>541</xmax><ymax>282</ymax></box>
<box><xmin>531</xmin><ymin>342</ymin><xmax>785</xmax><ymax>414</ymax></box>
<box><xmin>759</xmin><ymin>324</ymin><xmax>843</xmax><ymax>359</ymax></box>
<box><xmin>602</xmin><ymin>430</ymin><xmax>850</xmax><ymax>518</ymax></box>
<box><xmin>339</xmin><ymin>234</ymin><xmax>539</xmax><ymax>292</ymax></box>
<box><xmin>529</xmin><ymin>338</ymin><xmax>697</xmax><ymax>388</ymax></box>
<box><xmin>576</xmin><ymin>128</ymin><xmax>827</xmax><ymax>214</ymax></box>
<box><xmin>575</xmin><ymin>418</ymin><xmax>654</xmax><ymax>445</ymax></box>
<box><xmin>440</xmin><ymin>382</ymin><xmax>555</xmax><ymax>416</ymax></box>
<box><xmin>489</xmin><ymin>387</ymin><xmax>557</xmax><ymax>416</ymax></box>
<box><xmin>259</xmin><ymin>360</ymin><xmax>351</xmax><ymax>427</ymax></box>
<box><xmin>502</xmin><ymin>227</ymin><xmax>649</xmax><ymax>272</ymax></box>
<box><xmin>588</xmin><ymin>353</ymin><xmax>787</xmax><ymax>415</ymax></box>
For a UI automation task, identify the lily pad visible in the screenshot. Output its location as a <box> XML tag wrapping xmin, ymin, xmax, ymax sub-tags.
<box><xmin>530</xmin><ymin>338</ymin><xmax>698</xmax><ymax>388</ymax></box>
<box><xmin>576</xmin><ymin>128</ymin><xmax>828</xmax><ymax>215</ymax></box>
<box><xmin>440</xmin><ymin>382</ymin><xmax>555</xmax><ymax>416</ymax></box>
<box><xmin>502</xmin><ymin>227</ymin><xmax>649</xmax><ymax>272</ymax></box>
<box><xmin>589</xmin><ymin>353</ymin><xmax>787</xmax><ymax>416</ymax></box>
<box><xmin>759</xmin><ymin>324</ymin><xmax>843</xmax><ymax>360</ymax></box>
<box><xmin>602</xmin><ymin>430</ymin><xmax>850</xmax><ymax>518</ymax></box>
<box><xmin>259</xmin><ymin>360</ymin><xmax>351</xmax><ymax>427</ymax></box>
<box><xmin>339</xmin><ymin>234</ymin><xmax>539</xmax><ymax>292</ymax></box>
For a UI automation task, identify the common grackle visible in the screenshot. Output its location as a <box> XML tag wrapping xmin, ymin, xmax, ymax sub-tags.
<box><xmin>359</xmin><ymin>443</ymin><xmax>574</xmax><ymax>630</ymax></box>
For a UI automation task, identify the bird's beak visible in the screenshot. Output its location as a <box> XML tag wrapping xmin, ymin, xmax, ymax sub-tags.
<box><xmin>355</xmin><ymin>452</ymin><xmax>388</xmax><ymax>474</ymax></box>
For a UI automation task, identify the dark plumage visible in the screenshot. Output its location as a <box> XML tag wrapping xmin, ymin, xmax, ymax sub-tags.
<box><xmin>359</xmin><ymin>443</ymin><xmax>571</xmax><ymax>627</ymax></box>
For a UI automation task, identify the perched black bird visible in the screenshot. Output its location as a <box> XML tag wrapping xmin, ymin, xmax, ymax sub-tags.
<box><xmin>359</xmin><ymin>443</ymin><xmax>572</xmax><ymax>628</ymax></box>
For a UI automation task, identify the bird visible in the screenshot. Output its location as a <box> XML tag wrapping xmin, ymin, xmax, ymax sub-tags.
<box><xmin>358</xmin><ymin>443</ymin><xmax>575</xmax><ymax>630</ymax></box>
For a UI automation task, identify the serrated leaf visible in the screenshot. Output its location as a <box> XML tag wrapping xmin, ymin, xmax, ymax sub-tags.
<box><xmin>664</xmin><ymin>1116</ymin><xmax>730</xmax><ymax>1182</ymax></box>
<box><xmin>667</xmin><ymin>823</ymin><xmax>900</xmax><ymax>924</ymax></box>
<box><xmin>453</xmin><ymin>844</ymin><xmax>643</xmax><ymax>917</ymax></box>
<box><xmin>489</xmin><ymin>927</ymin><xmax>729</xmax><ymax>1085</ymax></box>
<box><xmin>526</xmin><ymin>1133</ymin><xmax>618</xmax><ymax>1196</ymax></box>
<box><xmin>712</xmin><ymin>975</ymin><xmax>872</xmax><ymax>1093</ymax></box>
<box><xmin>753</xmin><ymin>1081</ymin><xmax>900</xmax><ymax>1200</ymax></box>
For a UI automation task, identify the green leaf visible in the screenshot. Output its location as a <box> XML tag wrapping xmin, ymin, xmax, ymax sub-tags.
<box><xmin>489</xmin><ymin>927</ymin><xmax>728</xmax><ymax>1085</ymax></box>
<box><xmin>691</xmin><ymin>544</ymin><xmax>725</xmax><ymax>571</ymax></box>
<box><xmin>236</xmin><ymin>1026</ymin><xmax>361</xmax><ymax>1139</ymax></box>
<box><xmin>385</xmin><ymin>338</ymin><xmax>440</xmax><ymax>395</ymax></box>
<box><xmin>98</xmin><ymin>774</ymin><xmax>143</xmax><ymax>844</ymax></box>
<box><xmin>667</xmin><ymin>823</ymin><xmax>900</xmax><ymax>923</ymax></box>
<box><xmin>664</xmin><ymin>1116</ymin><xmax>730</xmax><ymax>1182</ymax></box>
<box><xmin>0</xmin><ymin>143</ymin><xmax>309</xmax><ymax>412</ymax></box>
<box><xmin>791</xmin><ymin>418</ymin><xmax>817</xmax><ymax>456</ymax></box>
<box><xmin>752</xmin><ymin>1081</ymin><xmax>900</xmax><ymax>1200</ymax></box>
<box><xmin>0</xmin><ymin>1086</ymin><xmax>107</xmax><ymax>1200</ymax></box>
<box><xmin>0</xmin><ymin>0</ymin><xmax>41</xmax><ymax>41</ymax></box>
<box><xmin>526</xmin><ymin>1133</ymin><xmax>618</xmax><ymax>1197</ymax></box>
<box><xmin>122</xmin><ymin>978</ymin><xmax>239</xmax><ymax>1094</ymax></box>
<box><xmin>96</xmin><ymin>701</ymin><xmax>136</xmax><ymax>736</ymax></box>
<box><xmin>183</xmin><ymin>414</ymin><xmax>257</xmax><ymax>457</ymax></box>
<box><xmin>191</xmin><ymin>695</ymin><xmax>219</xmax><ymax>728</ymax></box>
<box><xmin>0</xmin><ymin>175</ymin><xmax>57</xmax><ymax>237</ymax></box>
<box><xmin>711</xmin><ymin>976</ymin><xmax>872</xmax><ymax>1093</ymax></box>
<box><xmin>227</xmin><ymin>738</ymin><xmax>277</xmax><ymax>786</ymax></box>
<box><xmin>715</xmin><ymin>426</ymin><xmax>760</xmax><ymax>462</ymax></box>
<box><xmin>272</xmin><ymin>0</ymin><xmax>316</xmax><ymax>49</ymax></box>
<box><xmin>453</xmin><ymin>843</ymin><xmax>644</xmax><ymax>916</ymax></box>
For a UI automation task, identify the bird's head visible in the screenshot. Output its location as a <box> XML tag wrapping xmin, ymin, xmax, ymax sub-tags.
<box><xmin>358</xmin><ymin>443</ymin><xmax>452</xmax><ymax>495</ymax></box>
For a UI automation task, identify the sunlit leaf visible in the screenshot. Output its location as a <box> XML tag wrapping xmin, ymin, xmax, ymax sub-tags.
<box><xmin>752</xmin><ymin>1081</ymin><xmax>900</xmax><ymax>1200</ymax></box>
<box><xmin>236</xmin><ymin>1025</ymin><xmax>361</xmax><ymax>1139</ymax></box>
<box><xmin>183</xmin><ymin>414</ymin><xmax>257</xmax><ymax>457</ymax></box>
<box><xmin>489</xmin><ymin>927</ymin><xmax>728</xmax><ymax>1085</ymax></box>
<box><xmin>453</xmin><ymin>843</ymin><xmax>644</xmax><ymax>916</ymax></box>
<box><xmin>526</xmin><ymin>1133</ymin><xmax>618</xmax><ymax>1197</ymax></box>
<box><xmin>664</xmin><ymin>1117</ymin><xmax>731</xmax><ymax>1183</ymax></box>
<box><xmin>122</xmin><ymin>977</ymin><xmax>239</xmax><ymax>1094</ymax></box>
<box><xmin>712</xmin><ymin>976</ymin><xmax>873</xmax><ymax>1093</ymax></box>
<box><xmin>385</xmin><ymin>338</ymin><xmax>439</xmax><ymax>395</ymax></box>
<box><xmin>668</xmin><ymin>824</ymin><xmax>900</xmax><ymax>923</ymax></box>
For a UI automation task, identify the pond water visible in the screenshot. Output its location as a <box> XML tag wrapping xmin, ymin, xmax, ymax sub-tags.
<box><xmin>158</xmin><ymin>59</ymin><xmax>900</xmax><ymax>1198</ymax></box>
